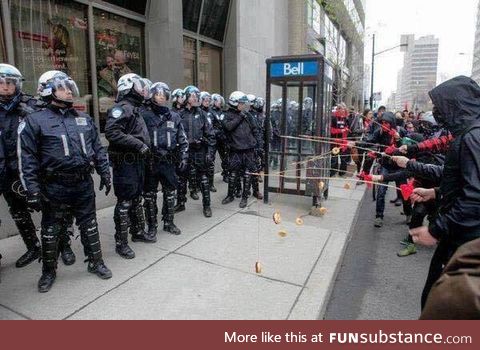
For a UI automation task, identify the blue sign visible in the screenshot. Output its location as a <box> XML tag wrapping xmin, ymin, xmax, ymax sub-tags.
<box><xmin>270</xmin><ymin>61</ymin><xmax>318</xmax><ymax>78</ymax></box>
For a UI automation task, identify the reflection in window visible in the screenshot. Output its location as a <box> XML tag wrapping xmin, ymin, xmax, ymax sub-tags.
<box><xmin>183</xmin><ymin>0</ymin><xmax>203</xmax><ymax>32</ymax></box>
<box><xmin>183</xmin><ymin>36</ymin><xmax>196</xmax><ymax>86</ymax></box>
<box><xmin>200</xmin><ymin>0</ymin><xmax>230</xmax><ymax>42</ymax></box>
<box><xmin>10</xmin><ymin>0</ymin><xmax>92</xmax><ymax>114</ymax></box>
<box><xmin>94</xmin><ymin>9</ymin><xmax>145</xmax><ymax>132</ymax></box>
<box><xmin>102</xmin><ymin>0</ymin><xmax>147</xmax><ymax>15</ymax></box>
<box><xmin>199</xmin><ymin>42</ymin><xmax>221</xmax><ymax>93</ymax></box>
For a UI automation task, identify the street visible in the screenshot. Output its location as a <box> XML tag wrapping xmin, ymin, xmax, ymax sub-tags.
<box><xmin>325</xmin><ymin>187</ymin><xmax>435</xmax><ymax>320</ymax></box>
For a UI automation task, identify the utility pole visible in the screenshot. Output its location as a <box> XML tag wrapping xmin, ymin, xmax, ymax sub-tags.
<box><xmin>369</xmin><ymin>34</ymin><xmax>375</xmax><ymax>110</ymax></box>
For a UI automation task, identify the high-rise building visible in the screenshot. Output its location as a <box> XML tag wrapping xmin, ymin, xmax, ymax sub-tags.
<box><xmin>472</xmin><ymin>0</ymin><xmax>480</xmax><ymax>83</ymax></box>
<box><xmin>398</xmin><ymin>35</ymin><xmax>439</xmax><ymax>112</ymax></box>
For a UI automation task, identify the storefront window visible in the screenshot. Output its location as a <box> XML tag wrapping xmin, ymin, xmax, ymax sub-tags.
<box><xmin>184</xmin><ymin>36</ymin><xmax>197</xmax><ymax>86</ymax></box>
<box><xmin>199</xmin><ymin>42</ymin><xmax>221</xmax><ymax>93</ymax></box>
<box><xmin>10</xmin><ymin>0</ymin><xmax>91</xmax><ymax>113</ymax></box>
<box><xmin>200</xmin><ymin>0</ymin><xmax>230</xmax><ymax>42</ymax></box>
<box><xmin>102</xmin><ymin>0</ymin><xmax>148</xmax><ymax>15</ymax></box>
<box><xmin>94</xmin><ymin>9</ymin><xmax>145</xmax><ymax>131</ymax></box>
<box><xmin>0</xmin><ymin>9</ymin><xmax>6</xmax><ymax>62</ymax></box>
<box><xmin>183</xmin><ymin>0</ymin><xmax>202</xmax><ymax>32</ymax></box>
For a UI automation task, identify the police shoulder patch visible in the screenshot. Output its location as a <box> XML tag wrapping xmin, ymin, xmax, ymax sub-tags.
<box><xmin>167</xmin><ymin>121</ymin><xmax>175</xmax><ymax>129</ymax></box>
<box><xmin>111</xmin><ymin>107</ymin><xmax>124</xmax><ymax>119</ymax></box>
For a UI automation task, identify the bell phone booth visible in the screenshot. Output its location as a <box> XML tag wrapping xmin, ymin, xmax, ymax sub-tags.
<box><xmin>263</xmin><ymin>54</ymin><xmax>334</xmax><ymax>206</ymax></box>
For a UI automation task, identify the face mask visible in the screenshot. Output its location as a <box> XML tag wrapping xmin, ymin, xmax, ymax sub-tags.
<box><xmin>432</xmin><ymin>106</ymin><xmax>447</xmax><ymax>127</ymax></box>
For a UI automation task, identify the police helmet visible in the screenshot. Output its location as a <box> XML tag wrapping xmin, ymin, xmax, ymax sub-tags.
<box><xmin>228</xmin><ymin>91</ymin><xmax>249</xmax><ymax>108</ymax></box>
<box><xmin>117</xmin><ymin>73</ymin><xmax>149</xmax><ymax>101</ymax></box>
<box><xmin>37</xmin><ymin>70</ymin><xmax>79</xmax><ymax>106</ymax></box>
<box><xmin>212</xmin><ymin>93</ymin><xmax>225</xmax><ymax>108</ymax></box>
<box><xmin>150</xmin><ymin>82</ymin><xmax>171</xmax><ymax>105</ymax></box>
<box><xmin>0</xmin><ymin>64</ymin><xmax>23</xmax><ymax>99</ymax></box>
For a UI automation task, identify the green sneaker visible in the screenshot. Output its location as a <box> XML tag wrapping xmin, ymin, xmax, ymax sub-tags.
<box><xmin>397</xmin><ymin>243</ymin><xmax>417</xmax><ymax>257</ymax></box>
<box><xmin>374</xmin><ymin>217</ymin><xmax>383</xmax><ymax>228</ymax></box>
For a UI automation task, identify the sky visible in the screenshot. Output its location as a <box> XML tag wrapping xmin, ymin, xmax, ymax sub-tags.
<box><xmin>365</xmin><ymin>0</ymin><xmax>478</xmax><ymax>104</ymax></box>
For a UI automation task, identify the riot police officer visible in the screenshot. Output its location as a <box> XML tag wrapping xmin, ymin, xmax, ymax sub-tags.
<box><xmin>0</xmin><ymin>64</ymin><xmax>75</xmax><ymax>268</ymax></box>
<box><xmin>19</xmin><ymin>71</ymin><xmax>112</xmax><ymax>292</ymax></box>
<box><xmin>200</xmin><ymin>91</ymin><xmax>217</xmax><ymax>192</ymax></box>
<box><xmin>175</xmin><ymin>86</ymin><xmax>216</xmax><ymax>218</ymax></box>
<box><xmin>222</xmin><ymin>91</ymin><xmax>260</xmax><ymax>208</ymax></box>
<box><xmin>251</xmin><ymin>96</ymin><xmax>266</xmax><ymax>200</ymax></box>
<box><xmin>105</xmin><ymin>73</ymin><xmax>153</xmax><ymax>260</ymax></box>
<box><xmin>141</xmin><ymin>82</ymin><xmax>188</xmax><ymax>236</ymax></box>
<box><xmin>211</xmin><ymin>94</ymin><xmax>229</xmax><ymax>183</ymax></box>
<box><xmin>172</xmin><ymin>88</ymin><xmax>186</xmax><ymax>114</ymax></box>
<box><xmin>0</xmin><ymin>129</ymin><xmax>5</xmax><ymax>278</ymax></box>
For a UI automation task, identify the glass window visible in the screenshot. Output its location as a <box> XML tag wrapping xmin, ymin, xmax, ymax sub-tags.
<box><xmin>198</xmin><ymin>41</ymin><xmax>221</xmax><ymax>92</ymax></box>
<box><xmin>183</xmin><ymin>0</ymin><xmax>202</xmax><ymax>32</ymax></box>
<box><xmin>183</xmin><ymin>36</ymin><xmax>196</xmax><ymax>86</ymax></box>
<box><xmin>102</xmin><ymin>0</ymin><xmax>147</xmax><ymax>15</ymax></box>
<box><xmin>0</xmin><ymin>8</ymin><xmax>6</xmax><ymax>62</ymax></box>
<box><xmin>94</xmin><ymin>9</ymin><xmax>145</xmax><ymax>132</ymax></box>
<box><xmin>200</xmin><ymin>0</ymin><xmax>230</xmax><ymax>42</ymax></box>
<box><xmin>10</xmin><ymin>0</ymin><xmax>92</xmax><ymax>114</ymax></box>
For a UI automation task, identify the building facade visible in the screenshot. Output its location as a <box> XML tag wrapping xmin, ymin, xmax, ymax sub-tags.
<box><xmin>472</xmin><ymin>0</ymin><xmax>480</xmax><ymax>83</ymax></box>
<box><xmin>0</xmin><ymin>0</ymin><xmax>364</xmax><ymax>237</ymax></box>
<box><xmin>397</xmin><ymin>34</ymin><xmax>439</xmax><ymax>113</ymax></box>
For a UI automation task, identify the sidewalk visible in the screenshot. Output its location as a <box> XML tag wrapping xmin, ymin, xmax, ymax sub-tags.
<box><xmin>0</xmin><ymin>176</ymin><xmax>365</xmax><ymax>320</ymax></box>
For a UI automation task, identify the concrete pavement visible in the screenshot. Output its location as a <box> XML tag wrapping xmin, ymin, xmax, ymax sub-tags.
<box><xmin>0</xmin><ymin>175</ymin><xmax>365</xmax><ymax>320</ymax></box>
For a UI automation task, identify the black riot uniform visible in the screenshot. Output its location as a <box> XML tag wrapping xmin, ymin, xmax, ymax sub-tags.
<box><xmin>249</xmin><ymin>107</ymin><xmax>265</xmax><ymax>200</ymax></box>
<box><xmin>222</xmin><ymin>107</ymin><xmax>260</xmax><ymax>208</ymax></box>
<box><xmin>211</xmin><ymin>105</ymin><xmax>229</xmax><ymax>182</ymax></box>
<box><xmin>106</xmin><ymin>95</ymin><xmax>154</xmax><ymax>259</ymax></box>
<box><xmin>19</xmin><ymin>104</ymin><xmax>112</xmax><ymax>292</ymax></box>
<box><xmin>141</xmin><ymin>103</ymin><xmax>188</xmax><ymax>236</ymax></box>
<box><xmin>0</xmin><ymin>130</ymin><xmax>5</xmax><ymax>276</ymax></box>
<box><xmin>0</xmin><ymin>94</ymin><xmax>42</xmax><ymax>267</ymax></box>
<box><xmin>201</xmin><ymin>104</ymin><xmax>218</xmax><ymax>192</ymax></box>
<box><xmin>176</xmin><ymin>105</ymin><xmax>216</xmax><ymax>217</ymax></box>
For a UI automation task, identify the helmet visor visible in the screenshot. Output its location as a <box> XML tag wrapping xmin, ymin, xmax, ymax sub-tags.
<box><xmin>132</xmin><ymin>77</ymin><xmax>150</xmax><ymax>99</ymax></box>
<box><xmin>52</xmin><ymin>77</ymin><xmax>79</xmax><ymax>102</ymax></box>
<box><xmin>0</xmin><ymin>76</ymin><xmax>22</xmax><ymax>99</ymax></box>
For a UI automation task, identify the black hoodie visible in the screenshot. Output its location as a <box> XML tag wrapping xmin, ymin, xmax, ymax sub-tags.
<box><xmin>427</xmin><ymin>76</ymin><xmax>480</xmax><ymax>244</ymax></box>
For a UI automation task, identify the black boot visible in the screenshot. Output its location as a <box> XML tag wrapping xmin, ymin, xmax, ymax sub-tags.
<box><xmin>114</xmin><ymin>201</ymin><xmax>135</xmax><ymax>259</ymax></box>
<box><xmin>235</xmin><ymin>175</ymin><xmax>242</xmax><ymax>198</ymax></box>
<box><xmin>163</xmin><ymin>190</ymin><xmax>181</xmax><ymax>235</ymax></box>
<box><xmin>222</xmin><ymin>171</ymin><xmax>237</xmax><ymax>205</ymax></box>
<box><xmin>80</xmin><ymin>220</ymin><xmax>112</xmax><ymax>279</ymax></box>
<box><xmin>12</xmin><ymin>211</ymin><xmax>40</xmax><ymax>268</ymax></box>
<box><xmin>38</xmin><ymin>268</ymin><xmax>56</xmax><ymax>293</ymax></box>
<box><xmin>130</xmin><ymin>197</ymin><xmax>157</xmax><ymax>243</ymax></box>
<box><xmin>58</xmin><ymin>224</ymin><xmax>76</xmax><ymax>266</ymax></box>
<box><xmin>209</xmin><ymin>164</ymin><xmax>217</xmax><ymax>192</ymax></box>
<box><xmin>143</xmin><ymin>191</ymin><xmax>158</xmax><ymax>238</ymax></box>
<box><xmin>252</xmin><ymin>176</ymin><xmax>263</xmax><ymax>200</ymax></box>
<box><xmin>200</xmin><ymin>175</ymin><xmax>212</xmax><ymax>218</ymax></box>
<box><xmin>38</xmin><ymin>225</ymin><xmax>59</xmax><ymax>293</ymax></box>
<box><xmin>190</xmin><ymin>191</ymin><xmax>199</xmax><ymax>200</ymax></box>
<box><xmin>240</xmin><ymin>174</ymin><xmax>252</xmax><ymax>209</ymax></box>
<box><xmin>175</xmin><ymin>176</ymin><xmax>188</xmax><ymax>212</ymax></box>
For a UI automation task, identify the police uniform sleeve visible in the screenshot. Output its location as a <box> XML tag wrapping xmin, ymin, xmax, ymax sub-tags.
<box><xmin>105</xmin><ymin>106</ymin><xmax>146</xmax><ymax>152</ymax></box>
<box><xmin>202</xmin><ymin>112</ymin><xmax>216</xmax><ymax>152</ymax></box>
<box><xmin>0</xmin><ymin>132</ymin><xmax>5</xmax><ymax>194</ymax></box>
<box><xmin>177</xmin><ymin>121</ymin><xmax>189</xmax><ymax>160</ymax></box>
<box><xmin>18</xmin><ymin>116</ymin><xmax>42</xmax><ymax>195</ymax></box>
<box><xmin>251</xmin><ymin>114</ymin><xmax>263</xmax><ymax>150</ymax></box>
<box><xmin>91</xmin><ymin>121</ymin><xmax>110</xmax><ymax>178</ymax></box>
<box><xmin>223</xmin><ymin>112</ymin><xmax>243</xmax><ymax>132</ymax></box>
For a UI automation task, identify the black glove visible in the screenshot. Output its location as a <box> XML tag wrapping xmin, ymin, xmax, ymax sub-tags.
<box><xmin>99</xmin><ymin>175</ymin><xmax>111</xmax><ymax>196</ymax></box>
<box><xmin>27</xmin><ymin>193</ymin><xmax>42</xmax><ymax>212</ymax></box>
<box><xmin>178</xmin><ymin>158</ymin><xmax>188</xmax><ymax>173</ymax></box>
<box><xmin>139</xmin><ymin>144</ymin><xmax>150</xmax><ymax>155</ymax></box>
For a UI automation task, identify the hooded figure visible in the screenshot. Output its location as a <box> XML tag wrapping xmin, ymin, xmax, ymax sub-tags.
<box><xmin>419</xmin><ymin>76</ymin><xmax>480</xmax><ymax>309</ymax></box>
